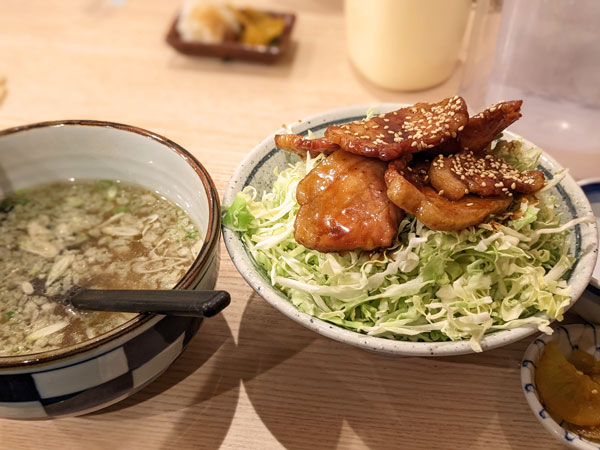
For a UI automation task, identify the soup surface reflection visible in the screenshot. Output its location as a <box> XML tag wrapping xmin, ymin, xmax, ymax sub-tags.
<box><xmin>0</xmin><ymin>180</ymin><xmax>203</xmax><ymax>356</ymax></box>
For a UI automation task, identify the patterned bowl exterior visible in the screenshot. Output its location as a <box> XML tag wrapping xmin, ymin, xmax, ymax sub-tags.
<box><xmin>223</xmin><ymin>103</ymin><xmax>599</xmax><ymax>357</ymax></box>
<box><xmin>0</xmin><ymin>121</ymin><xmax>221</xmax><ymax>419</ymax></box>
<box><xmin>522</xmin><ymin>324</ymin><xmax>600</xmax><ymax>449</ymax></box>
<box><xmin>0</xmin><ymin>316</ymin><xmax>202</xmax><ymax>419</ymax></box>
<box><xmin>571</xmin><ymin>178</ymin><xmax>600</xmax><ymax>324</ymax></box>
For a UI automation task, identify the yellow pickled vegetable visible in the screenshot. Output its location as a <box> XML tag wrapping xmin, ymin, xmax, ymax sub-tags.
<box><xmin>570</xmin><ymin>349</ymin><xmax>600</xmax><ymax>385</ymax></box>
<box><xmin>536</xmin><ymin>342</ymin><xmax>600</xmax><ymax>427</ymax></box>
<box><xmin>235</xmin><ymin>8</ymin><xmax>285</xmax><ymax>46</ymax></box>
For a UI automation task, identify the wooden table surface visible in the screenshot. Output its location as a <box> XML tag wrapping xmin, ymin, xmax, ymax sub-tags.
<box><xmin>0</xmin><ymin>1</ymin><xmax>598</xmax><ymax>449</ymax></box>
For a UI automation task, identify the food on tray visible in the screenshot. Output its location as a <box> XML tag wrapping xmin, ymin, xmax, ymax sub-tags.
<box><xmin>536</xmin><ymin>342</ymin><xmax>600</xmax><ymax>438</ymax></box>
<box><xmin>177</xmin><ymin>0</ymin><xmax>285</xmax><ymax>47</ymax></box>
<box><xmin>234</xmin><ymin>8</ymin><xmax>285</xmax><ymax>46</ymax></box>
<box><xmin>177</xmin><ymin>1</ymin><xmax>239</xmax><ymax>44</ymax></box>
<box><xmin>224</xmin><ymin>96</ymin><xmax>593</xmax><ymax>351</ymax></box>
<box><xmin>0</xmin><ymin>180</ymin><xmax>203</xmax><ymax>356</ymax></box>
<box><xmin>295</xmin><ymin>150</ymin><xmax>402</xmax><ymax>252</ymax></box>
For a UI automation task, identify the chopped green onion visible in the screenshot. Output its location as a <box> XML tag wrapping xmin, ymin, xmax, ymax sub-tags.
<box><xmin>0</xmin><ymin>196</ymin><xmax>28</xmax><ymax>213</ymax></box>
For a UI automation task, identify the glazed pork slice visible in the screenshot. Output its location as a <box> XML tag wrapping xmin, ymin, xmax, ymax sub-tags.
<box><xmin>294</xmin><ymin>150</ymin><xmax>402</xmax><ymax>252</ymax></box>
<box><xmin>420</xmin><ymin>100</ymin><xmax>524</xmax><ymax>158</ymax></box>
<box><xmin>429</xmin><ymin>151</ymin><xmax>545</xmax><ymax>201</ymax></box>
<box><xmin>274</xmin><ymin>134</ymin><xmax>339</xmax><ymax>159</ymax></box>
<box><xmin>458</xmin><ymin>100</ymin><xmax>523</xmax><ymax>153</ymax></box>
<box><xmin>385</xmin><ymin>160</ymin><xmax>511</xmax><ymax>231</ymax></box>
<box><xmin>324</xmin><ymin>96</ymin><xmax>469</xmax><ymax>161</ymax></box>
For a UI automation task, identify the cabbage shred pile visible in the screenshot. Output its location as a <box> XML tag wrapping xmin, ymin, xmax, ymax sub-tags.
<box><xmin>224</xmin><ymin>140</ymin><xmax>583</xmax><ymax>351</ymax></box>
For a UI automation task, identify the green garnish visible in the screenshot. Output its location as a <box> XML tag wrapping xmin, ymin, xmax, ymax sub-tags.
<box><xmin>0</xmin><ymin>196</ymin><xmax>28</xmax><ymax>213</ymax></box>
<box><xmin>96</xmin><ymin>179</ymin><xmax>116</xmax><ymax>190</ymax></box>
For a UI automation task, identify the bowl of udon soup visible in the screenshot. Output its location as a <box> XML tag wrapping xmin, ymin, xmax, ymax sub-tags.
<box><xmin>0</xmin><ymin>120</ymin><xmax>221</xmax><ymax>419</ymax></box>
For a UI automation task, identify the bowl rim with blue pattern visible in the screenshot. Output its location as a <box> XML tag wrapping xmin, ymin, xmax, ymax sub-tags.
<box><xmin>578</xmin><ymin>177</ymin><xmax>600</xmax><ymax>291</ymax></box>
<box><xmin>223</xmin><ymin>103</ymin><xmax>599</xmax><ymax>357</ymax></box>
<box><xmin>0</xmin><ymin>120</ymin><xmax>221</xmax><ymax>369</ymax></box>
<box><xmin>521</xmin><ymin>323</ymin><xmax>600</xmax><ymax>449</ymax></box>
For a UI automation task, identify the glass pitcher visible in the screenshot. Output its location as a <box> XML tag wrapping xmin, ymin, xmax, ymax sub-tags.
<box><xmin>460</xmin><ymin>0</ymin><xmax>600</xmax><ymax>166</ymax></box>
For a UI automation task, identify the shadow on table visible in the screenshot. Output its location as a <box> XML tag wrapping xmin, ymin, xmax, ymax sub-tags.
<box><xmin>235</xmin><ymin>292</ymin><xmax>317</xmax><ymax>377</ymax></box>
<box><xmin>80</xmin><ymin>312</ymin><xmax>240</xmax><ymax>450</ymax></box>
<box><xmin>237</xmin><ymin>293</ymin><xmax>551</xmax><ymax>450</ymax></box>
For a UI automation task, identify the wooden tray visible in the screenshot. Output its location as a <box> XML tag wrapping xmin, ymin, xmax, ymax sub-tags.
<box><xmin>165</xmin><ymin>11</ymin><xmax>295</xmax><ymax>63</ymax></box>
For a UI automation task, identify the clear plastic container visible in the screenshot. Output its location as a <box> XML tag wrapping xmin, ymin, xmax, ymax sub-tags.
<box><xmin>460</xmin><ymin>0</ymin><xmax>600</xmax><ymax>162</ymax></box>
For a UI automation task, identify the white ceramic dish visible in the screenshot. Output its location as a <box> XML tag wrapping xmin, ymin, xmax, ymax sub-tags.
<box><xmin>522</xmin><ymin>324</ymin><xmax>600</xmax><ymax>449</ymax></box>
<box><xmin>223</xmin><ymin>104</ymin><xmax>599</xmax><ymax>357</ymax></box>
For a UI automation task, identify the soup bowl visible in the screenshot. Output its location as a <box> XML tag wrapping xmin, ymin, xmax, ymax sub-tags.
<box><xmin>0</xmin><ymin>120</ymin><xmax>222</xmax><ymax>419</ymax></box>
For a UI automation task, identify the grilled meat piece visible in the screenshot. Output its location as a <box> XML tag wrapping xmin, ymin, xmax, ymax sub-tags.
<box><xmin>324</xmin><ymin>97</ymin><xmax>469</xmax><ymax>161</ymax></box>
<box><xmin>429</xmin><ymin>151</ymin><xmax>545</xmax><ymax>201</ymax></box>
<box><xmin>274</xmin><ymin>134</ymin><xmax>339</xmax><ymax>159</ymax></box>
<box><xmin>385</xmin><ymin>159</ymin><xmax>512</xmax><ymax>231</ymax></box>
<box><xmin>458</xmin><ymin>100</ymin><xmax>523</xmax><ymax>153</ymax></box>
<box><xmin>294</xmin><ymin>150</ymin><xmax>402</xmax><ymax>252</ymax></box>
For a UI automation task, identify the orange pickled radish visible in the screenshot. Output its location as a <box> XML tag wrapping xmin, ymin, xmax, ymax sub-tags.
<box><xmin>570</xmin><ymin>349</ymin><xmax>600</xmax><ymax>385</ymax></box>
<box><xmin>536</xmin><ymin>342</ymin><xmax>600</xmax><ymax>426</ymax></box>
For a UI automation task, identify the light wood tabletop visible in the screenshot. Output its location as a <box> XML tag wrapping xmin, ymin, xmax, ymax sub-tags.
<box><xmin>0</xmin><ymin>1</ymin><xmax>598</xmax><ymax>449</ymax></box>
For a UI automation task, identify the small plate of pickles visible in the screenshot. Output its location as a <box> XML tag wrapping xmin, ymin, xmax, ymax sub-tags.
<box><xmin>166</xmin><ymin>1</ymin><xmax>295</xmax><ymax>63</ymax></box>
<box><xmin>522</xmin><ymin>324</ymin><xmax>600</xmax><ymax>449</ymax></box>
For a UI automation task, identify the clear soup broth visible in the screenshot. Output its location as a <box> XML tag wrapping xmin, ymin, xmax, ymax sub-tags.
<box><xmin>0</xmin><ymin>180</ymin><xmax>203</xmax><ymax>356</ymax></box>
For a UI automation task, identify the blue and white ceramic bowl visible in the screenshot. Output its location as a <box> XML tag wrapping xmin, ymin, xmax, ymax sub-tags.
<box><xmin>522</xmin><ymin>324</ymin><xmax>600</xmax><ymax>449</ymax></box>
<box><xmin>223</xmin><ymin>104</ymin><xmax>598</xmax><ymax>357</ymax></box>
<box><xmin>572</xmin><ymin>179</ymin><xmax>600</xmax><ymax>323</ymax></box>
<box><xmin>0</xmin><ymin>121</ymin><xmax>222</xmax><ymax>419</ymax></box>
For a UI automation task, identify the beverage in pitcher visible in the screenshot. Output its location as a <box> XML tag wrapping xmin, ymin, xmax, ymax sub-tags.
<box><xmin>344</xmin><ymin>0</ymin><xmax>471</xmax><ymax>91</ymax></box>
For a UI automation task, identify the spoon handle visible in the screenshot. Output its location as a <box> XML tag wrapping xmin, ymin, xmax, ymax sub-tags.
<box><xmin>71</xmin><ymin>289</ymin><xmax>231</xmax><ymax>317</ymax></box>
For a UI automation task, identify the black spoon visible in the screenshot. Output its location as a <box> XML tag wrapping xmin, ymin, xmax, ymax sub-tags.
<box><xmin>70</xmin><ymin>289</ymin><xmax>230</xmax><ymax>318</ymax></box>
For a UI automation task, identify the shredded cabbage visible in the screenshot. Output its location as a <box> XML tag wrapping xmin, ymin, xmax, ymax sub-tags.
<box><xmin>224</xmin><ymin>141</ymin><xmax>593</xmax><ymax>352</ymax></box>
